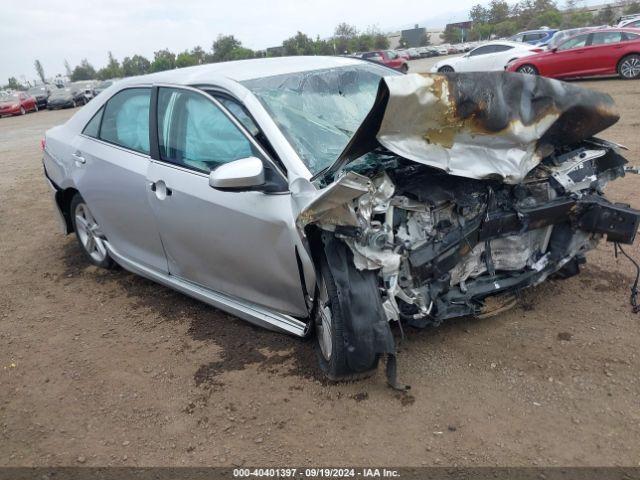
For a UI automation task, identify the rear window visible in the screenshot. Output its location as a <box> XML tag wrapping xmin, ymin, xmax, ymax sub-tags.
<box><xmin>99</xmin><ymin>88</ymin><xmax>151</xmax><ymax>154</ymax></box>
<box><xmin>591</xmin><ymin>32</ymin><xmax>623</xmax><ymax>45</ymax></box>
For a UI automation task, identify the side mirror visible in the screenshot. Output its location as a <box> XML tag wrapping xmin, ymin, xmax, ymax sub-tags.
<box><xmin>551</xmin><ymin>47</ymin><xmax>558</xmax><ymax>53</ymax></box>
<box><xmin>209</xmin><ymin>157</ymin><xmax>265</xmax><ymax>190</ymax></box>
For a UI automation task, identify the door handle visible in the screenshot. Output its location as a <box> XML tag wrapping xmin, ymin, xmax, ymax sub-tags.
<box><xmin>72</xmin><ymin>151</ymin><xmax>86</xmax><ymax>164</ymax></box>
<box><xmin>150</xmin><ymin>181</ymin><xmax>172</xmax><ymax>199</ymax></box>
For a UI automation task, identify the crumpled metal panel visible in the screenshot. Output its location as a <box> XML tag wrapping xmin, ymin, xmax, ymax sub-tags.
<box><xmin>332</xmin><ymin>72</ymin><xmax>619</xmax><ymax>184</ymax></box>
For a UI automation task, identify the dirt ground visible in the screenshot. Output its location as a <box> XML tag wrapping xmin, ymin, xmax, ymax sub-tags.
<box><xmin>1</xmin><ymin>75</ymin><xmax>640</xmax><ymax>468</ymax></box>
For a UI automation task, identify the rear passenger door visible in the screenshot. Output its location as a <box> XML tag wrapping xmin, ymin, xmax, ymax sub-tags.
<box><xmin>74</xmin><ymin>87</ymin><xmax>168</xmax><ymax>271</ymax></box>
<box><xmin>587</xmin><ymin>31</ymin><xmax>625</xmax><ymax>75</ymax></box>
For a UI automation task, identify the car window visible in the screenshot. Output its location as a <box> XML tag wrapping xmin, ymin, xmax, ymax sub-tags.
<box><xmin>215</xmin><ymin>97</ymin><xmax>260</xmax><ymax>137</ymax></box>
<box><xmin>558</xmin><ymin>34</ymin><xmax>588</xmax><ymax>50</ymax></box>
<box><xmin>157</xmin><ymin>87</ymin><xmax>260</xmax><ymax>173</ymax></box>
<box><xmin>591</xmin><ymin>32</ymin><xmax>623</xmax><ymax>45</ymax></box>
<box><xmin>386</xmin><ymin>51</ymin><xmax>398</xmax><ymax>59</ymax></box>
<box><xmin>492</xmin><ymin>45</ymin><xmax>514</xmax><ymax>52</ymax></box>
<box><xmin>511</xmin><ymin>34</ymin><xmax>524</xmax><ymax>42</ymax></box>
<box><xmin>99</xmin><ymin>88</ymin><xmax>151</xmax><ymax>154</ymax></box>
<box><xmin>523</xmin><ymin>33</ymin><xmax>542</xmax><ymax>42</ymax></box>
<box><xmin>83</xmin><ymin>107</ymin><xmax>103</xmax><ymax>138</ymax></box>
<box><xmin>469</xmin><ymin>45</ymin><xmax>495</xmax><ymax>56</ymax></box>
<box><xmin>625</xmin><ymin>31</ymin><xmax>640</xmax><ymax>40</ymax></box>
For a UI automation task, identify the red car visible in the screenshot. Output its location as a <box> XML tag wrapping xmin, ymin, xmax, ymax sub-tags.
<box><xmin>0</xmin><ymin>91</ymin><xmax>38</xmax><ymax>116</ymax></box>
<box><xmin>361</xmin><ymin>50</ymin><xmax>409</xmax><ymax>72</ymax></box>
<box><xmin>507</xmin><ymin>28</ymin><xmax>640</xmax><ymax>79</ymax></box>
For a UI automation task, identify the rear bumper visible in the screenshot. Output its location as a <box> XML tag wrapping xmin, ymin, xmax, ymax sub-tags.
<box><xmin>43</xmin><ymin>162</ymin><xmax>70</xmax><ymax>234</ymax></box>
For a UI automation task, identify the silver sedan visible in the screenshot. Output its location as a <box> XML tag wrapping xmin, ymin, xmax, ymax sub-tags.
<box><xmin>43</xmin><ymin>57</ymin><xmax>640</xmax><ymax>384</ymax></box>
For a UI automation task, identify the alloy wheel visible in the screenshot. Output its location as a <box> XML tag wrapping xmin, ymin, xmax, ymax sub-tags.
<box><xmin>620</xmin><ymin>56</ymin><xmax>640</xmax><ymax>79</ymax></box>
<box><xmin>517</xmin><ymin>65</ymin><xmax>537</xmax><ymax>75</ymax></box>
<box><xmin>438</xmin><ymin>66</ymin><xmax>454</xmax><ymax>73</ymax></box>
<box><xmin>315</xmin><ymin>277</ymin><xmax>333</xmax><ymax>362</ymax></box>
<box><xmin>74</xmin><ymin>203</ymin><xmax>108</xmax><ymax>263</ymax></box>
<box><xmin>20</xmin><ymin>107</ymin><xmax>26</xmax><ymax>115</ymax></box>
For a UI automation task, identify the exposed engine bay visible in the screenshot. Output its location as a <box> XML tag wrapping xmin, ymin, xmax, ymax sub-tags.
<box><xmin>296</xmin><ymin>72</ymin><xmax>640</xmax><ymax>382</ymax></box>
<box><xmin>305</xmin><ymin>141</ymin><xmax>638</xmax><ymax>326</ymax></box>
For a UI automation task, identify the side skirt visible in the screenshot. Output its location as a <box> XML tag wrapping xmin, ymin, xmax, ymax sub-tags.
<box><xmin>105</xmin><ymin>243</ymin><xmax>309</xmax><ymax>337</ymax></box>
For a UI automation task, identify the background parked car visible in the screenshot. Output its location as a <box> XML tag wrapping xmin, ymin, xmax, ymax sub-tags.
<box><xmin>71</xmin><ymin>81</ymin><xmax>97</xmax><ymax>103</ymax></box>
<box><xmin>361</xmin><ymin>50</ymin><xmax>409</xmax><ymax>72</ymax></box>
<box><xmin>431</xmin><ymin>40</ymin><xmax>540</xmax><ymax>72</ymax></box>
<box><xmin>618</xmin><ymin>14</ymin><xmax>640</xmax><ymax>27</ymax></box>
<box><xmin>545</xmin><ymin>26</ymin><xmax>604</xmax><ymax>50</ymax></box>
<box><xmin>507</xmin><ymin>28</ymin><xmax>640</xmax><ymax>80</ymax></box>
<box><xmin>27</xmin><ymin>85</ymin><xmax>51</xmax><ymax>109</ymax></box>
<box><xmin>0</xmin><ymin>91</ymin><xmax>38</xmax><ymax>116</ymax></box>
<box><xmin>509</xmin><ymin>28</ymin><xmax>558</xmax><ymax>45</ymax></box>
<box><xmin>46</xmin><ymin>86</ymin><xmax>86</xmax><ymax>109</ymax></box>
<box><xmin>94</xmin><ymin>79</ymin><xmax>117</xmax><ymax>97</ymax></box>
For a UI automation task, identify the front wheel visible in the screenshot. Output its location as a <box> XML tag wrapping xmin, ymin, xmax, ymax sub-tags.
<box><xmin>438</xmin><ymin>65</ymin><xmax>454</xmax><ymax>73</ymax></box>
<box><xmin>313</xmin><ymin>249</ymin><xmax>379</xmax><ymax>381</ymax></box>
<box><xmin>618</xmin><ymin>54</ymin><xmax>640</xmax><ymax>79</ymax></box>
<box><xmin>400</xmin><ymin>63</ymin><xmax>409</xmax><ymax>73</ymax></box>
<box><xmin>19</xmin><ymin>106</ymin><xmax>26</xmax><ymax>115</ymax></box>
<box><xmin>516</xmin><ymin>64</ymin><xmax>538</xmax><ymax>75</ymax></box>
<box><xmin>70</xmin><ymin>194</ymin><xmax>115</xmax><ymax>269</ymax></box>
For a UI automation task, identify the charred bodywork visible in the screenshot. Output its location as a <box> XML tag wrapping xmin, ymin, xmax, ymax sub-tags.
<box><xmin>300</xmin><ymin>72</ymin><xmax>640</xmax><ymax>379</ymax></box>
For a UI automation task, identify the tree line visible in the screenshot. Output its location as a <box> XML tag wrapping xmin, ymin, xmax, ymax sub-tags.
<box><xmin>4</xmin><ymin>23</ymin><xmax>389</xmax><ymax>89</ymax></box>
<box><xmin>442</xmin><ymin>0</ymin><xmax>640</xmax><ymax>43</ymax></box>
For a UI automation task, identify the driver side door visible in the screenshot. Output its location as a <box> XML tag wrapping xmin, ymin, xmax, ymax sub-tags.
<box><xmin>146</xmin><ymin>85</ymin><xmax>308</xmax><ymax>316</ymax></box>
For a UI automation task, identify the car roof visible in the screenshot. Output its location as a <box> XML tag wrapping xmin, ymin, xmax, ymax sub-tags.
<box><xmin>477</xmin><ymin>40</ymin><xmax>535</xmax><ymax>49</ymax></box>
<box><xmin>516</xmin><ymin>29</ymin><xmax>557</xmax><ymax>34</ymax></box>
<box><xmin>118</xmin><ymin>56</ymin><xmax>365</xmax><ymax>88</ymax></box>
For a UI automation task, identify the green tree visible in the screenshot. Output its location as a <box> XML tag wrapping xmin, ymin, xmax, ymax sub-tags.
<box><xmin>70</xmin><ymin>59</ymin><xmax>96</xmax><ymax>81</ymax></box>
<box><xmin>121</xmin><ymin>55</ymin><xmax>150</xmax><ymax>77</ymax></box>
<box><xmin>211</xmin><ymin>35</ymin><xmax>254</xmax><ymax>62</ymax></box>
<box><xmin>34</xmin><ymin>60</ymin><xmax>46</xmax><ymax>83</ymax></box>
<box><xmin>488</xmin><ymin>0</ymin><xmax>510</xmax><ymax>23</ymax></box>
<box><xmin>470</xmin><ymin>4</ymin><xmax>490</xmax><ymax>23</ymax></box>
<box><xmin>373</xmin><ymin>33</ymin><xmax>390</xmax><ymax>49</ymax></box>
<box><xmin>282</xmin><ymin>31</ymin><xmax>316</xmax><ymax>56</ymax></box>
<box><xmin>333</xmin><ymin>22</ymin><xmax>358</xmax><ymax>54</ymax></box>
<box><xmin>175</xmin><ymin>50</ymin><xmax>199</xmax><ymax>68</ymax></box>
<box><xmin>624</xmin><ymin>2</ymin><xmax>640</xmax><ymax>15</ymax></box>
<box><xmin>441</xmin><ymin>25</ymin><xmax>463</xmax><ymax>43</ymax></box>
<box><xmin>190</xmin><ymin>46</ymin><xmax>207</xmax><ymax>64</ymax></box>
<box><xmin>64</xmin><ymin>59</ymin><xmax>72</xmax><ymax>77</ymax></box>
<box><xmin>150</xmin><ymin>49</ymin><xmax>176</xmax><ymax>72</ymax></box>
<box><xmin>6</xmin><ymin>77</ymin><xmax>23</xmax><ymax>90</ymax></box>
<box><xmin>594</xmin><ymin>4</ymin><xmax>615</xmax><ymax>25</ymax></box>
<box><xmin>97</xmin><ymin>51</ymin><xmax>122</xmax><ymax>80</ymax></box>
<box><xmin>530</xmin><ymin>9</ymin><xmax>563</xmax><ymax>28</ymax></box>
<box><xmin>563</xmin><ymin>10</ymin><xmax>593</xmax><ymax>27</ymax></box>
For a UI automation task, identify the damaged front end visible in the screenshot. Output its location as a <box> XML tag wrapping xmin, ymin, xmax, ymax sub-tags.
<box><xmin>297</xmin><ymin>72</ymin><xmax>640</xmax><ymax>378</ymax></box>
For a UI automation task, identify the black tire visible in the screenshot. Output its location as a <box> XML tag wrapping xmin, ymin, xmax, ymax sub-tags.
<box><xmin>438</xmin><ymin>65</ymin><xmax>454</xmax><ymax>73</ymax></box>
<box><xmin>313</xmin><ymin>249</ymin><xmax>379</xmax><ymax>381</ymax></box>
<box><xmin>69</xmin><ymin>193</ymin><xmax>115</xmax><ymax>269</ymax></box>
<box><xmin>400</xmin><ymin>63</ymin><xmax>409</xmax><ymax>73</ymax></box>
<box><xmin>516</xmin><ymin>64</ymin><xmax>539</xmax><ymax>75</ymax></box>
<box><xmin>618</xmin><ymin>54</ymin><xmax>640</xmax><ymax>79</ymax></box>
<box><xmin>72</xmin><ymin>100</ymin><xmax>77</xmax><ymax>108</ymax></box>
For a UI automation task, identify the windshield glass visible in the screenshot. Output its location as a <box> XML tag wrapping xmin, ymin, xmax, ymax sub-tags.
<box><xmin>28</xmin><ymin>87</ymin><xmax>45</xmax><ymax>95</ymax></box>
<box><xmin>50</xmin><ymin>88</ymin><xmax>71</xmax><ymax>97</ymax></box>
<box><xmin>242</xmin><ymin>63</ymin><xmax>399</xmax><ymax>174</ymax></box>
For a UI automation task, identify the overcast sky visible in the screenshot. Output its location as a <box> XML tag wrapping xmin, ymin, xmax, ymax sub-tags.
<box><xmin>0</xmin><ymin>0</ymin><xmax>488</xmax><ymax>83</ymax></box>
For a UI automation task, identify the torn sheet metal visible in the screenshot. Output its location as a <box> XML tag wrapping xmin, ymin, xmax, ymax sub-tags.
<box><xmin>329</xmin><ymin>72</ymin><xmax>619</xmax><ymax>184</ymax></box>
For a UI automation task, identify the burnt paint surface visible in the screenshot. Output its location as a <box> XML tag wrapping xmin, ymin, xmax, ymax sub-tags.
<box><xmin>330</xmin><ymin>72</ymin><xmax>620</xmax><ymax>181</ymax></box>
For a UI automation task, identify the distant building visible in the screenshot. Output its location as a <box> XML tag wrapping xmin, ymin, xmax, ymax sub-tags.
<box><xmin>401</xmin><ymin>24</ymin><xmax>427</xmax><ymax>47</ymax></box>
<box><xmin>444</xmin><ymin>21</ymin><xmax>474</xmax><ymax>42</ymax></box>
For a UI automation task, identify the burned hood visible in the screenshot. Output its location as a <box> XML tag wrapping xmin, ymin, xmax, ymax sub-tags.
<box><xmin>327</xmin><ymin>72</ymin><xmax>619</xmax><ymax>184</ymax></box>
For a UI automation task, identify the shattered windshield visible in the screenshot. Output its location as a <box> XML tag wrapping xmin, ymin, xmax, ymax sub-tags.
<box><xmin>242</xmin><ymin>63</ymin><xmax>399</xmax><ymax>174</ymax></box>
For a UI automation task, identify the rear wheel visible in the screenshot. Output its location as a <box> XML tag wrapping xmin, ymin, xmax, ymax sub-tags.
<box><xmin>516</xmin><ymin>64</ymin><xmax>538</xmax><ymax>75</ymax></box>
<box><xmin>314</xmin><ymin>250</ymin><xmax>379</xmax><ymax>381</ymax></box>
<box><xmin>438</xmin><ymin>65</ymin><xmax>454</xmax><ymax>73</ymax></box>
<box><xmin>70</xmin><ymin>194</ymin><xmax>115</xmax><ymax>269</ymax></box>
<box><xmin>618</xmin><ymin>54</ymin><xmax>640</xmax><ymax>79</ymax></box>
<box><xmin>400</xmin><ymin>63</ymin><xmax>409</xmax><ymax>73</ymax></box>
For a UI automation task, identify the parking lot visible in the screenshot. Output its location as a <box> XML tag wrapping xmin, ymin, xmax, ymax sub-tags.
<box><xmin>2</xmin><ymin>63</ymin><xmax>640</xmax><ymax>467</ymax></box>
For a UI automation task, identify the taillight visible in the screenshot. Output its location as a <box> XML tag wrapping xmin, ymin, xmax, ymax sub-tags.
<box><xmin>40</xmin><ymin>138</ymin><xmax>46</xmax><ymax>152</ymax></box>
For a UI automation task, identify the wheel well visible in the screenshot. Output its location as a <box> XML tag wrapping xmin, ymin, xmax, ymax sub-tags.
<box><xmin>55</xmin><ymin>187</ymin><xmax>78</xmax><ymax>233</ymax></box>
<box><xmin>617</xmin><ymin>53</ymin><xmax>640</xmax><ymax>72</ymax></box>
